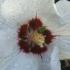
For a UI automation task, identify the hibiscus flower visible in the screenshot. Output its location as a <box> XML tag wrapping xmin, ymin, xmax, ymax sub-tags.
<box><xmin>0</xmin><ymin>0</ymin><xmax>70</xmax><ymax>70</ymax></box>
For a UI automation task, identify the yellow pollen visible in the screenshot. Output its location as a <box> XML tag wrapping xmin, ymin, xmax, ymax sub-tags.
<box><xmin>31</xmin><ymin>31</ymin><xmax>45</xmax><ymax>48</ymax></box>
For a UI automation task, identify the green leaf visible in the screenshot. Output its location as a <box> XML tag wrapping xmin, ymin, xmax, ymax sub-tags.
<box><xmin>38</xmin><ymin>26</ymin><xmax>46</xmax><ymax>34</ymax></box>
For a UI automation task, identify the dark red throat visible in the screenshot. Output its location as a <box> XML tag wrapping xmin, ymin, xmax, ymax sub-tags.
<box><xmin>18</xmin><ymin>17</ymin><xmax>54</xmax><ymax>55</ymax></box>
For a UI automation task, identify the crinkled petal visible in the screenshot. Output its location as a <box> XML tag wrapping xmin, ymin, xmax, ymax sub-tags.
<box><xmin>56</xmin><ymin>36</ymin><xmax>70</xmax><ymax>60</ymax></box>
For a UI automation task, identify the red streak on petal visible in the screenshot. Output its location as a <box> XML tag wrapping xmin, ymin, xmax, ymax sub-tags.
<box><xmin>31</xmin><ymin>45</ymin><xmax>47</xmax><ymax>54</ymax></box>
<box><xmin>44</xmin><ymin>30</ymin><xmax>54</xmax><ymax>44</ymax></box>
<box><xmin>29</xmin><ymin>18</ymin><xmax>42</xmax><ymax>30</ymax></box>
<box><xmin>18</xmin><ymin>40</ymin><xmax>30</xmax><ymax>53</ymax></box>
<box><xmin>18</xmin><ymin>24</ymin><xmax>28</xmax><ymax>38</ymax></box>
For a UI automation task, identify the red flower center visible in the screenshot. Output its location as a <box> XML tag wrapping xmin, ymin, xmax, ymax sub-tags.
<box><xmin>18</xmin><ymin>17</ymin><xmax>54</xmax><ymax>55</ymax></box>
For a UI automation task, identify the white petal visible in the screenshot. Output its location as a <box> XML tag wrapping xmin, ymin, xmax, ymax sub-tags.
<box><xmin>2</xmin><ymin>52</ymin><xmax>42</xmax><ymax>70</ymax></box>
<box><xmin>41</xmin><ymin>17</ymin><xmax>60</xmax><ymax>33</ymax></box>
<box><xmin>54</xmin><ymin>24</ymin><xmax>70</xmax><ymax>35</ymax></box>
<box><xmin>0</xmin><ymin>24</ymin><xmax>19</xmax><ymax>59</ymax></box>
<box><xmin>56</xmin><ymin>0</ymin><xmax>70</xmax><ymax>23</ymax></box>
<box><xmin>0</xmin><ymin>0</ymin><xmax>60</xmax><ymax>28</ymax></box>
<box><xmin>0</xmin><ymin>0</ymin><xmax>37</xmax><ymax>25</ymax></box>
<box><xmin>54</xmin><ymin>36</ymin><xmax>70</xmax><ymax>60</ymax></box>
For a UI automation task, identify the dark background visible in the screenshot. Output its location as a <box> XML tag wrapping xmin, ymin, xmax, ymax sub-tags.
<box><xmin>55</xmin><ymin>0</ymin><xmax>70</xmax><ymax>3</ymax></box>
<box><xmin>55</xmin><ymin>0</ymin><xmax>60</xmax><ymax>3</ymax></box>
